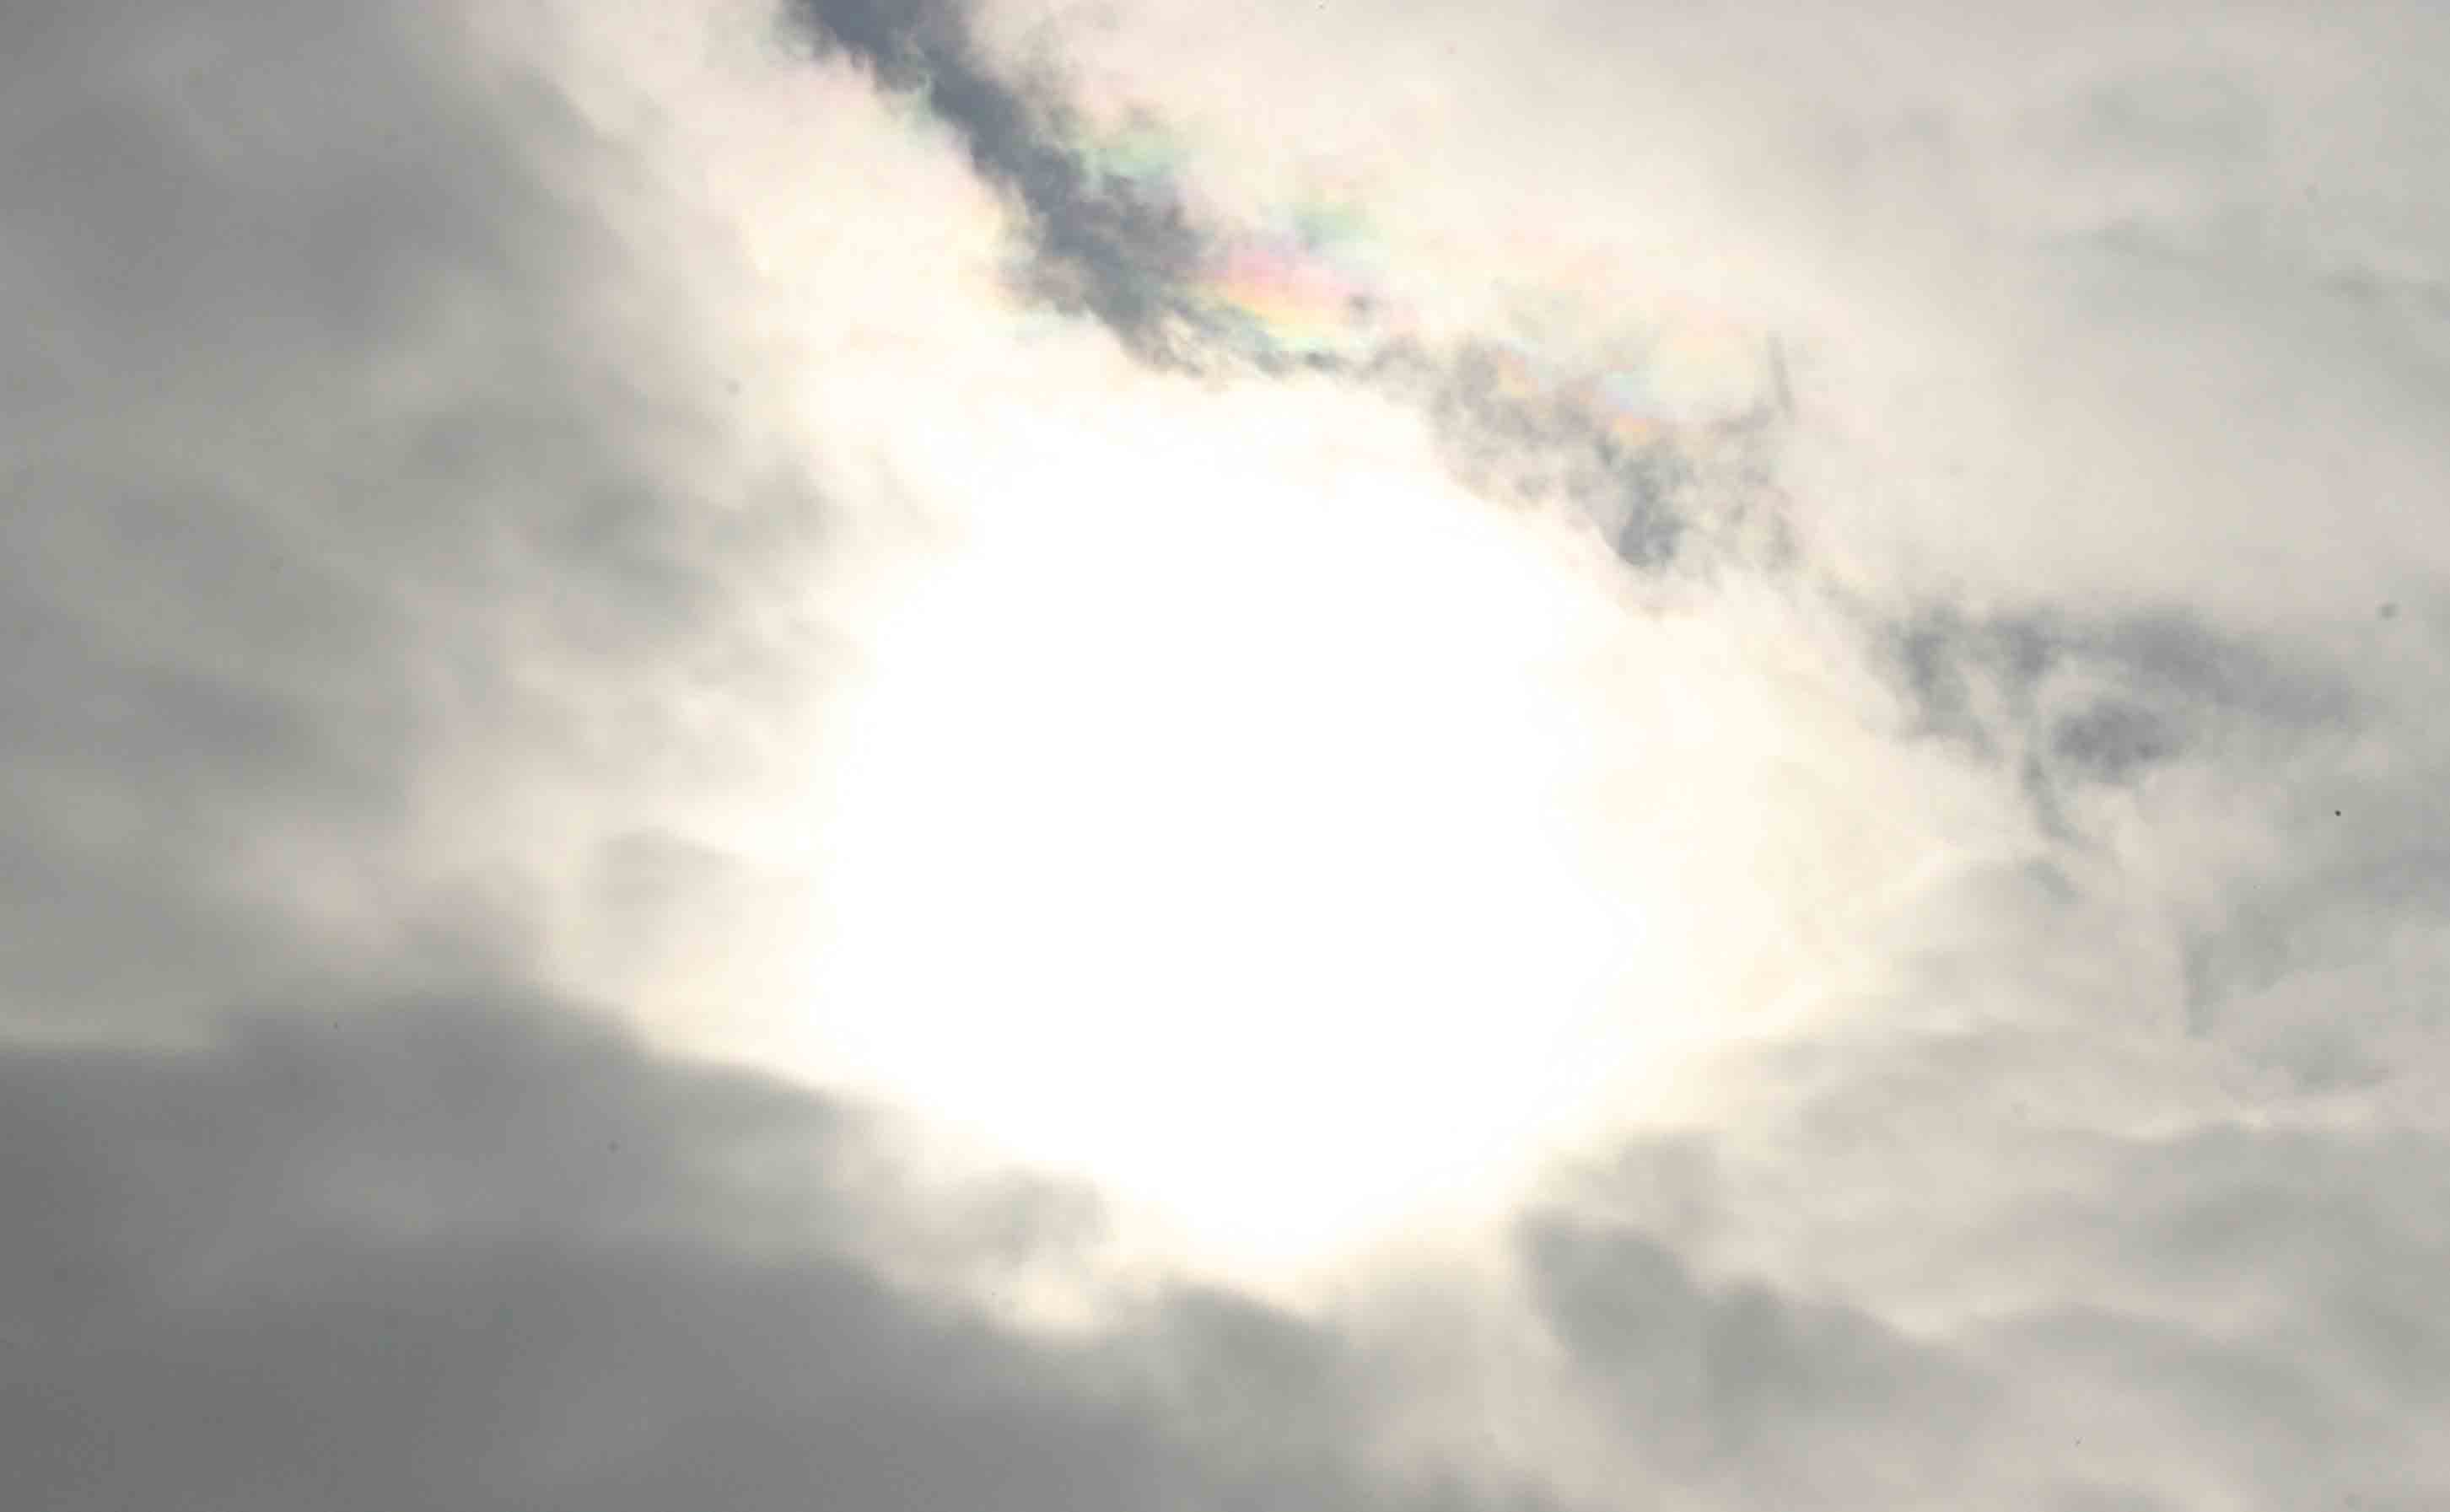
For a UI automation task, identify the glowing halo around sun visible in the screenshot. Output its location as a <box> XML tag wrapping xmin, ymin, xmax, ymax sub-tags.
<box><xmin>501</xmin><ymin>9</ymin><xmax>2007</xmax><ymax>1300</ymax></box>
<box><xmin>784</xmin><ymin>373</ymin><xmax>1829</xmax><ymax>1283</ymax></box>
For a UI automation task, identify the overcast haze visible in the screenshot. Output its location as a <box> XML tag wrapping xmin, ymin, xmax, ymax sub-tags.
<box><xmin>5</xmin><ymin>0</ymin><xmax>2449</xmax><ymax>1507</ymax></box>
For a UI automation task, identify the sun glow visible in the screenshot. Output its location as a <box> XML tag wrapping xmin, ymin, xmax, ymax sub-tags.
<box><xmin>482</xmin><ymin>5</ymin><xmax>1946</xmax><ymax>1289</ymax></box>
<box><xmin>791</xmin><ymin>376</ymin><xmax>1807</xmax><ymax>1278</ymax></box>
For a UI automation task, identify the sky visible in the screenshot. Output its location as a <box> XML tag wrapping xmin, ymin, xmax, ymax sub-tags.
<box><xmin>3</xmin><ymin>0</ymin><xmax>2448</xmax><ymax>1506</ymax></box>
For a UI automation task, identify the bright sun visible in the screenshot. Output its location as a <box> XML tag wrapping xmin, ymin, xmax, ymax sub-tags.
<box><xmin>789</xmin><ymin>377</ymin><xmax>1822</xmax><ymax>1280</ymax></box>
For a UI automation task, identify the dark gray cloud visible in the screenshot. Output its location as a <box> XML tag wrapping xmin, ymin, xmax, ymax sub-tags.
<box><xmin>1880</xmin><ymin>605</ymin><xmax>2353</xmax><ymax>769</ymax></box>
<box><xmin>1523</xmin><ymin>1214</ymin><xmax>1992</xmax><ymax>1508</ymax></box>
<box><xmin>1390</xmin><ymin>337</ymin><xmax>1796</xmax><ymax>573</ymax></box>
<box><xmin>1872</xmin><ymin>600</ymin><xmax>2365</xmax><ymax>850</ymax></box>
<box><xmin>18</xmin><ymin>993</ymin><xmax>2436</xmax><ymax>1512</ymax></box>
<box><xmin>1409</xmin><ymin>341</ymin><xmax>1692</xmax><ymax>569</ymax></box>
<box><xmin>1862</xmin><ymin>595</ymin><xmax>2450</xmax><ymax>1091</ymax></box>
<box><xmin>778</xmin><ymin>0</ymin><xmax>1795</xmax><ymax>573</ymax></box>
<box><xmin>0</xmin><ymin>997</ymin><xmax>1567</xmax><ymax>1512</ymax></box>
<box><xmin>783</xmin><ymin>0</ymin><xmax>1206</xmax><ymax>362</ymax></box>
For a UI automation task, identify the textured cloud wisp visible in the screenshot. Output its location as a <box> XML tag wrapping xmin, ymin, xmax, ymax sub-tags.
<box><xmin>782</xmin><ymin>0</ymin><xmax>1205</xmax><ymax>359</ymax></box>
<box><xmin>783</xmin><ymin>0</ymin><xmax>1796</xmax><ymax>578</ymax></box>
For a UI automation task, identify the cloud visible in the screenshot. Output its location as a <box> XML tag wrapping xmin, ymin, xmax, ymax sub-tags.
<box><xmin>779</xmin><ymin>0</ymin><xmax>1798</xmax><ymax>573</ymax></box>
<box><xmin>13</xmin><ymin>996</ymin><xmax>2437</xmax><ymax>1512</ymax></box>
<box><xmin>780</xmin><ymin>0</ymin><xmax>1209</xmax><ymax>362</ymax></box>
<box><xmin>0</xmin><ymin>998</ymin><xmax>1550</xmax><ymax>1512</ymax></box>
<box><xmin>7</xmin><ymin>0</ymin><xmax>2450</xmax><ymax>1505</ymax></box>
<box><xmin>1521</xmin><ymin>1214</ymin><xmax>1994</xmax><ymax>1507</ymax></box>
<box><xmin>0</xmin><ymin>0</ymin><xmax>832</xmax><ymax>1036</ymax></box>
<box><xmin>1531</xmin><ymin>1084</ymin><xmax>2450</xmax><ymax>1509</ymax></box>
